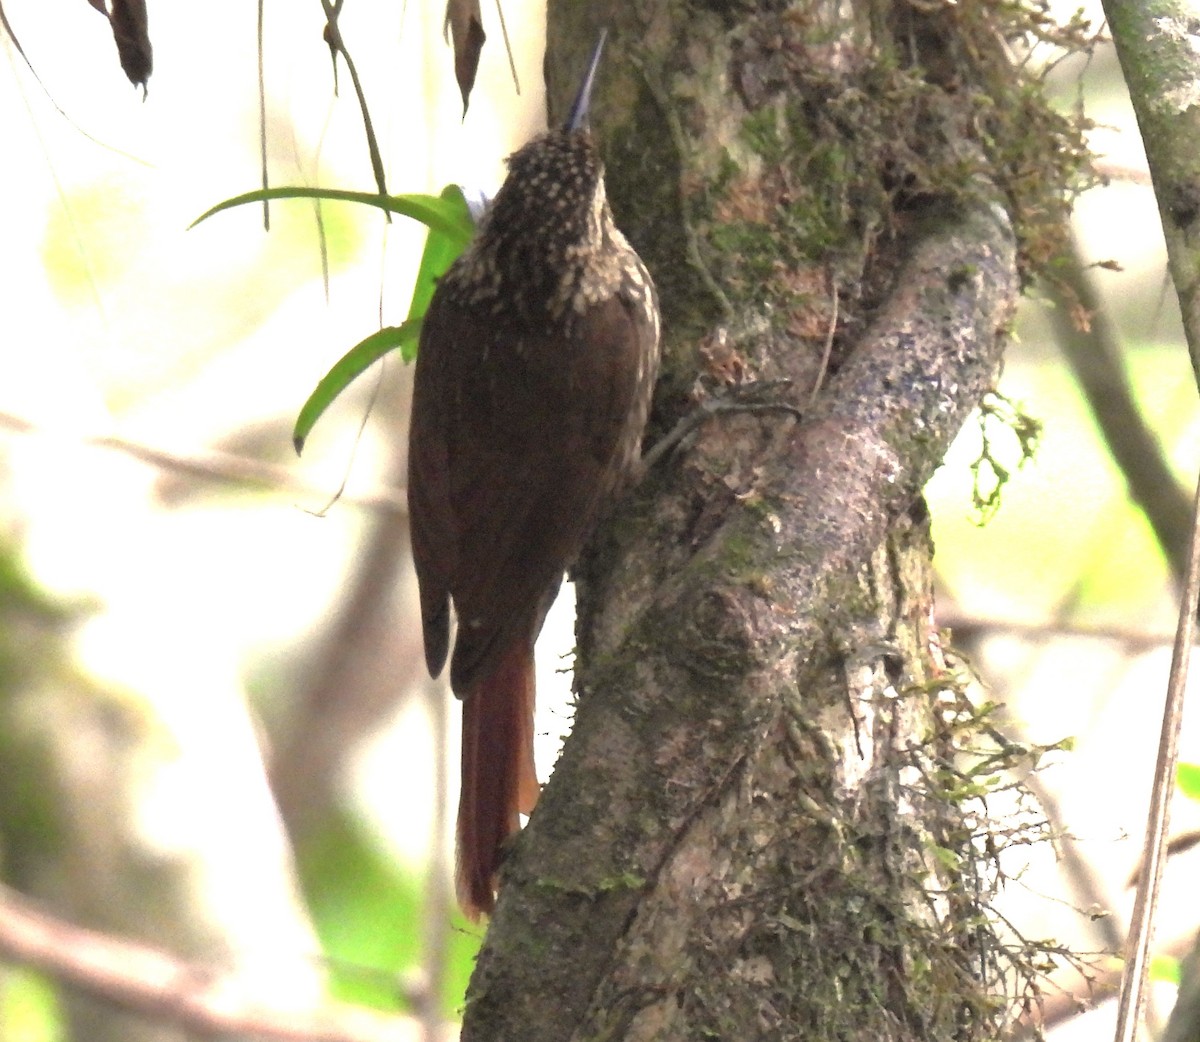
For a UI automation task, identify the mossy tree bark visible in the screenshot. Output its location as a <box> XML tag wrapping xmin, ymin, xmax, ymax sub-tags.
<box><xmin>461</xmin><ymin>2</ymin><xmax>1081</xmax><ymax>1040</ymax></box>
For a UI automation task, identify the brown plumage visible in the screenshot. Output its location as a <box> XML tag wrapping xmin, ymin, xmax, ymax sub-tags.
<box><xmin>407</xmin><ymin>38</ymin><xmax>661</xmax><ymax>919</ymax></box>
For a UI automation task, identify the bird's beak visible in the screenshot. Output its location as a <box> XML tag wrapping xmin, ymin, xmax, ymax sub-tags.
<box><xmin>565</xmin><ymin>29</ymin><xmax>608</xmax><ymax>133</ymax></box>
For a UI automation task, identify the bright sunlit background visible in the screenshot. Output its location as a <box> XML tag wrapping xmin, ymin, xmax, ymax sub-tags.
<box><xmin>0</xmin><ymin>1</ymin><xmax>1198</xmax><ymax>1038</ymax></box>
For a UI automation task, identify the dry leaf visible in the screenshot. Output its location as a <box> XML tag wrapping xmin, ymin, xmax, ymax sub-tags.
<box><xmin>444</xmin><ymin>0</ymin><xmax>485</xmax><ymax>116</ymax></box>
<box><xmin>110</xmin><ymin>0</ymin><xmax>152</xmax><ymax>92</ymax></box>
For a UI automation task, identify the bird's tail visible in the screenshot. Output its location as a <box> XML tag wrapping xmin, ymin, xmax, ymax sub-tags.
<box><xmin>456</xmin><ymin>639</ymin><xmax>540</xmax><ymax>920</ymax></box>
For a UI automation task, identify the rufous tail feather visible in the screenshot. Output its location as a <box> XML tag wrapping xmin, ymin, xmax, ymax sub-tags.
<box><xmin>456</xmin><ymin>638</ymin><xmax>539</xmax><ymax>919</ymax></box>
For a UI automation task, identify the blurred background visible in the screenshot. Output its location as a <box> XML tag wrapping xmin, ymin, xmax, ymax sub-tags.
<box><xmin>0</xmin><ymin>0</ymin><xmax>1197</xmax><ymax>1039</ymax></box>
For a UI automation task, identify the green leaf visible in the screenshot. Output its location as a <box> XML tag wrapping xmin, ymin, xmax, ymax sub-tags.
<box><xmin>408</xmin><ymin>184</ymin><xmax>472</xmax><ymax>321</ymax></box>
<box><xmin>292</xmin><ymin>321</ymin><xmax>421</xmax><ymax>454</ymax></box>
<box><xmin>1150</xmin><ymin>953</ymin><xmax>1181</xmax><ymax>985</ymax></box>
<box><xmin>0</xmin><ymin>967</ymin><xmax>64</xmax><ymax>1042</ymax></box>
<box><xmin>297</xmin><ymin>809</ymin><xmax>481</xmax><ymax>1014</ymax></box>
<box><xmin>1178</xmin><ymin>762</ymin><xmax>1200</xmax><ymax>802</ymax></box>
<box><xmin>930</xmin><ymin>844</ymin><xmax>962</xmax><ymax>871</ymax></box>
<box><xmin>289</xmin><ymin>185</ymin><xmax>474</xmax><ymax>451</ymax></box>
<box><xmin>191</xmin><ymin>186</ymin><xmax>474</xmax><ymax>246</ymax></box>
<box><xmin>201</xmin><ymin>183</ymin><xmax>476</xmax><ymax>453</ymax></box>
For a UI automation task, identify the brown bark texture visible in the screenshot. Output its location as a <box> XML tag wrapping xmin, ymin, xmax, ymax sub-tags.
<box><xmin>460</xmin><ymin>1</ymin><xmax>1048</xmax><ymax>1040</ymax></box>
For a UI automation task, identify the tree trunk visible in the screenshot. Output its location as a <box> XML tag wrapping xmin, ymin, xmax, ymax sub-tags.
<box><xmin>461</xmin><ymin>2</ymin><xmax>1068</xmax><ymax>1039</ymax></box>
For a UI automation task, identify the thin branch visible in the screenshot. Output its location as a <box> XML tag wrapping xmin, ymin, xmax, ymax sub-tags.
<box><xmin>420</xmin><ymin>675</ymin><xmax>454</xmax><ymax>1042</ymax></box>
<box><xmin>1100</xmin><ymin>0</ymin><xmax>1200</xmax><ymax>386</ymax></box>
<box><xmin>937</xmin><ymin>610</ymin><xmax>1184</xmax><ymax>651</ymax></box>
<box><xmin>1012</xmin><ymin>932</ymin><xmax>1198</xmax><ymax>1039</ymax></box>
<box><xmin>1092</xmin><ymin>160</ymin><xmax>1152</xmax><ymax>187</ymax></box>
<box><xmin>1114</xmin><ymin>468</ymin><xmax>1200</xmax><ymax>1042</ymax></box>
<box><xmin>320</xmin><ymin>0</ymin><xmax>389</xmax><ymax>201</ymax></box>
<box><xmin>1099</xmin><ymin>4</ymin><xmax>1200</xmax><ymax>1039</ymax></box>
<box><xmin>1044</xmin><ymin>233</ymin><xmax>1192</xmax><ymax>583</ymax></box>
<box><xmin>808</xmin><ymin>278</ymin><xmax>839</xmax><ymax>407</ymax></box>
<box><xmin>493</xmin><ymin>0</ymin><xmax>520</xmax><ymax>95</ymax></box>
<box><xmin>0</xmin><ymin>884</ymin><xmax>434</xmax><ymax>1042</ymax></box>
<box><xmin>258</xmin><ymin>0</ymin><xmax>270</xmax><ymax>230</ymax></box>
<box><xmin>0</xmin><ymin>410</ymin><xmax>407</xmax><ymax>516</ymax></box>
<box><xmin>1019</xmin><ymin>768</ymin><xmax>1125</xmax><ymax>952</ymax></box>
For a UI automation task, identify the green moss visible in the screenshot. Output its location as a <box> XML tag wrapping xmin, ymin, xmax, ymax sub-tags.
<box><xmin>739</xmin><ymin>106</ymin><xmax>787</xmax><ymax>163</ymax></box>
<box><xmin>605</xmin><ymin>81</ymin><xmax>725</xmax><ymax>344</ymax></box>
<box><xmin>707</xmin><ymin>220</ymin><xmax>782</xmax><ymax>285</ymax></box>
<box><xmin>711</xmin><ymin>148</ymin><xmax>742</xmax><ymax>199</ymax></box>
<box><xmin>535</xmin><ymin>872</ymin><xmax>646</xmax><ymax>897</ymax></box>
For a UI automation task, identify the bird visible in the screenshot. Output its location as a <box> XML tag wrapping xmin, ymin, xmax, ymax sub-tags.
<box><xmin>407</xmin><ymin>31</ymin><xmax>661</xmax><ymax>920</ymax></box>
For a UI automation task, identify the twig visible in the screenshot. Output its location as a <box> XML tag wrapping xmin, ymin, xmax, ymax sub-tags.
<box><xmin>0</xmin><ymin>884</ymin><xmax>430</xmax><ymax>1042</ymax></box>
<box><xmin>1092</xmin><ymin>161</ymin><xmax>1152</xmax><ymax>187</ymax></box>
<box><xmin>1011</xmin><ymin>931</ymin><xmax>1199</xmax><ymax>1039</ymax></box>
<box><xmin>420</xmin><ymin>674</ymin><xmax>454</xmax><ymax>1042</ymax></box>
<box><xmin>320</xmin><ymin>0</ymin><xmax>389</xmax><ymax>201</ymax></box>
<box><xmin>258</xmin><ymin>0</ymin><xmax>270</xmax><ymax>230</ymax></box>
<box><xmin>808</xmin><ymin>279</ymin><xmax>839</xmax><ymax>407</ymax></box>
<box><xmin>1018</xmin><ymin>766</ymin><xmax>1124</xmax><ymax>954</ymax></box>
<box><xmin>1044</xmin><ymin>233</ymin><xmax>1192</xmax><ymax>583</ymax></box>
<box><xmin>0</xmin><ymin>410</ymin><xmax>407</xmax><ymax>516</ymax></box>
<box><xmin>1113</xmin><ymin>468</ymin><xmax>1200</xmax><ymax>1042</ymax></box>
<box><xmin>1100</xmin><ymin>4</ymin><xmax>1200</xmax><ymax>1038</ymax></box>
<box><xmin>493</xmin><ymin>0</ymin><xmax>520</xmax><ymax>95</ymax></box>
<box><xmin>937</xmin><ymin>610</ymin><xmax>1184</xmax><ymax>651</ymax></box>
